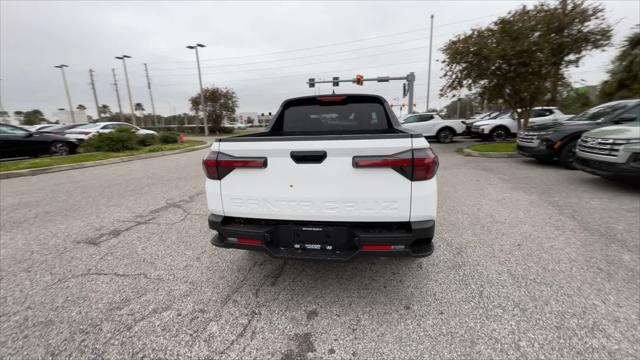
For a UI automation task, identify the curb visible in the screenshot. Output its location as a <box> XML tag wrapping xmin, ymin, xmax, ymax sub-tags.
<box><xmin>0</xmin><ymin>142</ymin><xmax>210</xmax><ymax>180</ymax></box>
<box><xmin>462</xmin><ymin>148</ymin><xmax>521</xmax><ymax>158</ymax></box>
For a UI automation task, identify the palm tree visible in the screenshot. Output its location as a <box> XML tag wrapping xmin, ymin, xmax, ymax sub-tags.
<box><xmin>98</xmin><ymin>104</ymin><xmax>112</xmax><ymax>117</ymax></box>
<box><xmin>76</xmin><ymin>104</ymin><xmax>87</xmax><ymax>111</ymax></box>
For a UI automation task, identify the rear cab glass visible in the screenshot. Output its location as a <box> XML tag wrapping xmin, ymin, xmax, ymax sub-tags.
<box><xmin>266</xmin><ymin>95</ymin><xmax>400</xmax><ymax>135</ymax></box>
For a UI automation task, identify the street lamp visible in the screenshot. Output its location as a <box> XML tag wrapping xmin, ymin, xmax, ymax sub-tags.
<box><xmin>186</xmin><ymin>43</ymin><xmax>208</xmax><ymax>136</ymax></box>
<box><xmin>54</xmin><ymin>64</ymin><xmax>76</xmax><ymax>123</ymax></box>
<box><xmin>115</xmin><ymin>54</ymin><xmax>136</xmax><ymax>124</ymax></box>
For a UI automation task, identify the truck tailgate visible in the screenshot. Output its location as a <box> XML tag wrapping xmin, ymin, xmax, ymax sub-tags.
<box><xmin>217</xmin><ymin>137</ymin><xmax>413</xmax><ymax>222</ymax></box>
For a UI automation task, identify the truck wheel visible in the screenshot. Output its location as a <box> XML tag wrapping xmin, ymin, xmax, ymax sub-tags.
<box><xmin>559</xmin><ymin>140</ymin><xmax>578</xmax><ymax>170</ymax></box>
<box><xmin>50</xmin><ymin>142</ymin><xmax>70</xmax><ymax>156</ymax></box>
<box><xmin>490</xmin><ymin>127</ymin><xmax>509</xmax><ymax>141</ymax></box>
<box><xmin>436</xmin><ymin>128</ymin><xmax>454</xmax><ymax>143</ymax></box>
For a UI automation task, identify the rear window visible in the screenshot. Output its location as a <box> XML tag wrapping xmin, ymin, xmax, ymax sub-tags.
<box><xmin>281</xmin><ymin>102</ymin><xmax>389</xmax><ymax>133</ymax></box>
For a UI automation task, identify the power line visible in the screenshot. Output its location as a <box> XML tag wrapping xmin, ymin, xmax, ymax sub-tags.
<box><xmin>147</xmin><ymin>13</ymin><xmax>502</xmax><ymax>65</ymax></box>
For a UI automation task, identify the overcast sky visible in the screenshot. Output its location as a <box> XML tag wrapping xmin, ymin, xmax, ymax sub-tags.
<box><xmin>1</xmin><ymin>0</ymin><xmax>638</xmax><ymax>118</ymax></box>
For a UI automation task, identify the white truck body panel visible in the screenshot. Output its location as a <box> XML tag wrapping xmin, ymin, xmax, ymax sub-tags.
<box><xmin>208</xmin><ymin>137</ymin><xmax>425</xmax><ymax>222</ymax></box>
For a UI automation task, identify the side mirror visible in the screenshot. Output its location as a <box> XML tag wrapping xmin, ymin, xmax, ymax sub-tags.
<box><xmin>614</xmin><ymin>114</ymin><xmax>638</xmax><ymax>123</ymax></box>
<box><xmin>23</xmin><ymin>132</ymin><xmax>34</xmax><ymax>138</ymax></box>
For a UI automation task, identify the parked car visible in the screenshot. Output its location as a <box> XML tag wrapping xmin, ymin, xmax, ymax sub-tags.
<box><xmin>64</xmin><ymin>122</ymin><xmax>157</xmax><ymax>142</ymax></box>
<box><xmin>36</xmin><ymin>123</ymin><xmax>88</xmax><ymax>135</ymax></box>
<box><xmin>204</xmin><ymin>94</ymin><xmax>438</xmax><ymax>260</ymax></box>
<box><xmin>517</xmin><ymin>99</ymin><xmax>640</xmax><ymax>169</ymax></box>
<box><xmin>0</xmin><ymin>123</ymin><xmax>79</xmax><ymax>159</ymax></box>
<box><xmin>471</xmin><ymin>107</ymin><xmax>572</xmax><ymax>141</ymax></box>
<box><xmin>400</xmin><ymin>112</ymin><xmax>466</xmax><ymax>143</ymax></box>
<box><xmin>22</xmin><ymin>124</ymin><xmax>56</xmax><ymax>132</ymax></box>
<box><xmin>574</xmin><ymin>122</ymin><xmax>640</xmax><ymax>183</ymax></box>
<box><xmin>463</xmin><ymin>111</ymin><xmax>508</xmax><ymax>136</ymax></box>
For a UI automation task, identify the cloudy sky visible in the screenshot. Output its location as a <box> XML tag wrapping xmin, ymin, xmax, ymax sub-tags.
<box><xmin>1</xmin><ymin>0</ymin><xmax>638</xmax><ymax>119</ymax></box>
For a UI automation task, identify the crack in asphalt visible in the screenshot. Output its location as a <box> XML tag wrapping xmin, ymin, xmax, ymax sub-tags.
<box><xmin>77</xmin><ymin>192</ymin><xmax>203</xmax><ymax>246</ymax></box>
<box><xmin>219</xmin><ymin>309</ymin><xmax>259</xmax><ymax>356</ymax></box>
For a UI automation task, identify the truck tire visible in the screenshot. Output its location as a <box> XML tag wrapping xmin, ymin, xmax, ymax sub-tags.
<box><xmin>436</xmin><ymin>128</ymin><xmax>454</xmax><ymax>143</ymax></box>
<box><xmin>489</xmin><ymin>126</ymin><xmax>510</xmax><ymax>141</ymax></box>
<box><xmin>559</xmin><ymin>140</ymin><xmax>578</xmax><ymax>170</ymax></box>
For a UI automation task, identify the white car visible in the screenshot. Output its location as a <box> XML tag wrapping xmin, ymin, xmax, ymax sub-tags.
<box><xmin>400</xmin><ymin>113</ymin><xmax>466</xmax><ymax>143</ymax></box>
<box><xmin>471</xmin><ymin>107</ymin><xmax>572</xmax><ymax>141</ymax></box>
<box><xmin>65</xmin><ymin>122</ymin><xmax>157</xmax><ymax>142</ymax></box>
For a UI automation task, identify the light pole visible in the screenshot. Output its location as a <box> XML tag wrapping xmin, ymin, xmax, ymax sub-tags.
<box><xmin>54</xmin><ymin>64</ymin><xmax>76</xmax><ymax>123</ymax></box>
<box><xmin>426</xmin><ymin>14</ymin><xmax>434</xmax><ymax>112</ymax></box>
<box><xmin>115</xmin><ymin>55</ymin><xmax>136</xmax><ymax>125</ymax></box>
<box><xmin>186</xmin><ymin>43</ymin><xmax>208</xmax><ymax>136</ymax></box>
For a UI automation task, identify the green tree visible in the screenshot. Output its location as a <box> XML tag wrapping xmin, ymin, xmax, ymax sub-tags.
<box><xmin>599</xmin><ymin>28</ymin><xmax>640</xmax><ymax>101</ymax></box>
<box><xmin>189</xmin><ymin>85</ymin><xmax>238</xmax><ymax>130</ymax></box>
<box><xmin>560</xmin><ymin>87</ymin><xmax>594</xmax><ymax>114</ymax></box>
<box><xmin>22</xmin><ymin>109</ymin><xmax>44</xmax><ymax>125</ymax></box>
<box><xmin>441</xmin><ymin>6</ymin><xmax>554</xmax><ymax>129</ymax></box>
<box><xmin>440</xmin><ymin>0</ymin><xmax>611</xmax><ymax>129</ymax></box>
<box><xmin>535</xmin><ymin>0</ymin><xmax>612</xmax><ymax>104</ymax></box>
<box><xmin>13</xmin><ymin>111</ymin><xmax>24</xmax><ymax>122</ymax></box>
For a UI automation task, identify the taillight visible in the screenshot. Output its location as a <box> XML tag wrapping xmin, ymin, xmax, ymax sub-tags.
<box><xmin>353</xmin><ymin>148</ymin><xmax>438</xmax><ymax>181</ymax></box>
<box><xmin>412</xmin><ymin>148</ymin><xmax>439</xmax><ymax>180</ymax></box>
<box><xmin>202</xmin><ymin>151</ymin><xmax>267</xmax><ymax>180</ymax></box>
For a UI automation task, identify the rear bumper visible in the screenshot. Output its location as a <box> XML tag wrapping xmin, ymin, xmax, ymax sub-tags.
<box><xmin>208</xmin><ymin>215</ymin><xmax>435</xmax><ymax>261</ymax></box>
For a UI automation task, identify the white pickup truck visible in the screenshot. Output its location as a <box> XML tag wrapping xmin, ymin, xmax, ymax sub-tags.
<box><xmin>203</xmin><ymin>94</ymin><xmax>438</xmax><ymax>260</ymax></box>
<box><xmin>471</xmin><ymin>107</ymin><xmax>572</xmax><ymax>141</ymax></box>
<box><xmin>399</xmin><ymin>113</ymin><xmax>466</xmax><ymax>143</ymax></box>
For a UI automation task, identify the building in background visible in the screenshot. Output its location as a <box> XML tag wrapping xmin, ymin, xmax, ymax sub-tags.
<box><xmin>52</xmin><ymin>109</ymin><xmax>88</xmax><ymax>124</ymax></box>
<box><xmin>236</xmin><ymin>112</ymin><xmax>259</xmax><ymax>126</ymax></box>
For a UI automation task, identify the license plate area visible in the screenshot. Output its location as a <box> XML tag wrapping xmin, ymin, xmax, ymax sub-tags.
<box><xmin>276</xmin><ymin>225</ymin><xmax>350</xmax><ymax>251</ymax></box>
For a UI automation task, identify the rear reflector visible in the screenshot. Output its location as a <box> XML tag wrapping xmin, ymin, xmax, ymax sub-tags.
<box><xmin>203</xmin><ymin>151</ymin><xmax>267</xmax><ymax>180</ymax></box>
<box><xmin>237</xmin><ymin>238</ymin><xmax>262</xmax><ymax>246</ymax></box>
<box><xmin>361</xmin><ymin>245</ymin><xmax>405</xmax><ymax>251</ymax></box>
<box><xmin>227</xmin><ymin>237</ymin><xmax>263</xmax><ymax>246</ymax></box>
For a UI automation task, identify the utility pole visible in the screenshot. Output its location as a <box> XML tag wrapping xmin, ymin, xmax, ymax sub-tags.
<box><xmin>115</xmin><ymin>55</ymin><xmax>136</xmax><ymax>125</ymax></box>
<box><xmin>54</xmin><ymin>64</ymin><xmax>76</xmax><ymax>123</ymax></box>
<box><xmin>456</xmin><ymin>91</ymin><xmax>462</xmax><ymax>119</ymax></box>
<box><xmin>111</xmin><ymin>68</ymin><xmax>124</xmax><ymax>121</ymax></box>
<box><xmin>426</xmin><ymin>14</ymin><xmax>434</xmax><ymax>112</ymax></box>
<box><xmin>186</xmin><ymin>43</ymin><xmax>208</xmax><ymax>136</ymax></box>
<box><xmin>89</xmin><ymin>69</ymin><xmax>101</xmax><ymax>119</ymax></box>
<box><xmin>144</xmin><ymin>63</ymin><xmax>158</xmax><ymax>127</ymax></box>
<box><xmin>407</xmin><ymin>72</ymin><xmax>416</xmax><ymax>114</ymax></box>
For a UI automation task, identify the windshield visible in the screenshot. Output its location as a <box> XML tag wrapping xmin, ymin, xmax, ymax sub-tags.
<box><xmin>570</xmin><ymin>101</ymin><xmax>637</xmax><ymax>122</ymax></box>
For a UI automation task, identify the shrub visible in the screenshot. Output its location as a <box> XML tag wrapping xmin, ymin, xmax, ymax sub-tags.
<box><xmin>158</xmin><ymin>132</ymin><xmax>179</xmax><ymax>144</ymax></box>
<box><xmin>137</xmin><ymin>133</ymin><xmax>159</xmax><ymax>147</ymax></box>
<box><xmin>216</xmin><ymin>126</ymin><xmax>235</xmax><ymax>134</ymax></box>
<box><xmin>80</xmin><ymin>128</ymin><xmax>140</xmax><ymax>152</ymax></box>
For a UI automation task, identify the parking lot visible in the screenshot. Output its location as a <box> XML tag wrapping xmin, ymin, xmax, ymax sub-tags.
<box><xmin>0</xmin><ymin>139</ymin><xmax>638</xmax><ymax>358</ymax></box>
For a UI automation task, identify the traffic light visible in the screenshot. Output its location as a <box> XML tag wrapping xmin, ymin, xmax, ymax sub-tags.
<box><xmin>354</xmin><ymin>74</ymin><xmax>364</xmax><ymax>86</ymax></box>
<box><xmin>402</xmin><ymin>83</ymin><xmax>407</xmax><ymax>97</ymax></box>
<box><xmin>333</xmin><ymin>77</ymin><xmax>340</xmax><ymax>87</ymax></box>
<box><xmin>308</xmin><ymin>78</ymin><xmax>315</xmax><ymax>88</ymax></box>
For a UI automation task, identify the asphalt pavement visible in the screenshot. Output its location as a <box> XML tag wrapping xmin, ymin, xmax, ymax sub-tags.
<box><xmin>1</xmin><ymin>139</ymin><xmax>639</xmax><ymax>359</ymax></box>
